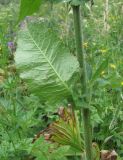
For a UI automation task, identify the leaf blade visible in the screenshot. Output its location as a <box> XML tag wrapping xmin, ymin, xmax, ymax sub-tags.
<box><xmin>15</xmin><ymin>20</ymin><xmax>79</xmax><ymax>104</ymax></box>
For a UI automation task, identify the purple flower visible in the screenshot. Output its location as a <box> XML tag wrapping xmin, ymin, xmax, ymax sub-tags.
<box><xmin>7</xmin><ymin>41</ymin><xmax>16</xmax><ymax>54</ymax></box>
<box><xmin>8</xmin><ymin>42</ymin><xmax>14</xmax><ymax>48</ymax></box>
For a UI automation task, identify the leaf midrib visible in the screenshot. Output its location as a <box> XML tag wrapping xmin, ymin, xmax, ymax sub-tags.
<box><xmin>27</xmin><ymin>26</ymin><xmax>71</xmax><ymax>95</ymax></box>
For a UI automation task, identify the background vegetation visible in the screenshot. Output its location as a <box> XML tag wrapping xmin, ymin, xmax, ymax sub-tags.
<box><xmin>0</xmin><ymin>0</ymin><xmax>123</xmax><ymax>159</ymax></box>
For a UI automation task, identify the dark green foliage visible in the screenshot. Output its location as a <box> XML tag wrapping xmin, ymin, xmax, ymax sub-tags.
<box><xmin>19</xmin><ymin>0</ymin><xmax>42</xmax><ymax>21</ymax></box>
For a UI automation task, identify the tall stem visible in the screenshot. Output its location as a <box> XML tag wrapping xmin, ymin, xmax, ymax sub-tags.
<box><xmin>104</xmin><ymin>0</ymin><xmax>109</xmax><ymax>32</ymax></box>
<box><xmin>72</xmin><ymin>5</ymin><xmax>92</xmax><ymax>160</ymax></box>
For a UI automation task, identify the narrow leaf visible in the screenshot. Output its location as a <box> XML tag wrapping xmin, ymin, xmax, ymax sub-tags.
<box><xmin>91</xmin><ymin>58</ymin><xmax>109</xmax><ymax>83</ymax></box>
<box><xmin>19</xmin><ymin>0</ymin><xmax>42</xmax><ymax>21</ymax></box>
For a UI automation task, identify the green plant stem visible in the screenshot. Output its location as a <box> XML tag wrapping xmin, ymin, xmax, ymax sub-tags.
<box><xmin>82</xmin><ymin>108</ymin><xmax>92</xmax><ymax>160</ymax></box>
<box><xmin>72</xmin><ymin>5</ymin><xmax>92</xmax><ymax>160</ymax></box>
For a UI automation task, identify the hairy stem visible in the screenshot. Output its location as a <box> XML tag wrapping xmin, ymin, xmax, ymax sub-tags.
<box><xmin>72</xmin><ymin>5</ymin><xmax>92</xmax><ymax>160</ymax></box>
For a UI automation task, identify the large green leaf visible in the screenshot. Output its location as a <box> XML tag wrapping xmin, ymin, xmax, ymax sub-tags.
<box><xmin>15</xmin><ymin>20</ymin><xmax>79</xmax><ymax>104</ymax></box>
<box><xmin>19</xmin><ymin>0</ymin><xmax>42</xmax><ymax>21</ymax></box>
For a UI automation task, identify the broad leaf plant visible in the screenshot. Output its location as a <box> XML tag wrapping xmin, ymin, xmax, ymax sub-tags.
<box><xmin>15</xmin><ymin>0</ymin><xmax>99</xmax><ymax>160</ymax></box>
